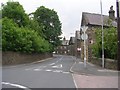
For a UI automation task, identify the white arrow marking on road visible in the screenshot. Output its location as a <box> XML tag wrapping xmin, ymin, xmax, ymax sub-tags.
<box><xmin>2</xmin><ymin>82</ymin><xmax>30</xmax><ymax>89</ymax></box>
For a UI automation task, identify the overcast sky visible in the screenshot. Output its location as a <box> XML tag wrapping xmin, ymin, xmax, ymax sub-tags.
<box><xmin>1</xmin><ymin>0</ymin><xmax>116</xmax><ymax>39</ymax></box>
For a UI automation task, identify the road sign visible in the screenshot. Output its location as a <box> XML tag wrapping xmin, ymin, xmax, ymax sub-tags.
<box><xmin>81</xmin><ymin>26</ymin><xmax>88</xmax><ymax>32</ymax></box>
<box><xmin>81</xmin><ymin>34</ymin><xmax>88</xmax><ymax>40</ymax></box>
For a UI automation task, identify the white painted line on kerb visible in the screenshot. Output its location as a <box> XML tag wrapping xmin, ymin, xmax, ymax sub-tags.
<box><xmin>2</xmin><ymin>82</ymin><xmax>30</xmax><ymax>89</ymax></box>
<box><xmin>98</xmin><ymin>69</ymin><xmax>118</xmax><ymax>72</ymax></box>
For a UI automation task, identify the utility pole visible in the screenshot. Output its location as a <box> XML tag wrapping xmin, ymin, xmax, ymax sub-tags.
<box><xmin>116</xmin><ymin>0</ymin><xmax>120</xmax><ymax>71</ymax></box>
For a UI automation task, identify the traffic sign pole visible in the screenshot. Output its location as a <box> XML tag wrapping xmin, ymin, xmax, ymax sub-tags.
<box><xmin>81</xmin><ymin>26</ymin><xmax>88</xmax><ymax>68</ymax></box>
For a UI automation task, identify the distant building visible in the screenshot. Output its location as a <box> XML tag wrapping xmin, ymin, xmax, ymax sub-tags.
<box><xmin>69</xmin><ymin>37</ymin><xmax>75</xmax><ymax>56</ymax></box>
<box><xmin>80</xmin><ymin>6</ymin><xmax>117</xmax><ymax>61</ymax></box>
<box><xmin>56</xmin><ymin>37</ymin><xmax>69</xmax><ymax>55</ymax></box>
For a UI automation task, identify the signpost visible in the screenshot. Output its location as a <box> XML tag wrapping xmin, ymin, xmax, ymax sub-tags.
<box><xmin>81</xmin><ymin>26</ymin><xmax>88</xmax><ymax>68</ymax></box>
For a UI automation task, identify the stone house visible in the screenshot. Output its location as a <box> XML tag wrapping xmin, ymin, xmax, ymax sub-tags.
<box><xmin>68</xmin><ymin>37</ymin><xmax>75</xmax><ymax>56</ymax></box>
<box><xmin>75</xmin><ymin>31</ymin><xmax>81</xmax><ymax>58</ymax></box>
<box><xmin>80</xmin><ymin>6</ymin><xmax>117</xmax><ymax>61</ymax></box>
<box><xmin>56</xmin><ymin>37</ymin><xmax>69</xmax><ymax>55</ymax></box>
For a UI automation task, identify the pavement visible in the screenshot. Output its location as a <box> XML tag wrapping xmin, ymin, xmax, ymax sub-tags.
<box><xmin>70</xmin><ymin>58</ymin><xmax>118</xmax><ymax>76</ymax></box>
<box><xmin>70</xmin><ymin>58</ymin><xmax>119</xmax><ymax>88</ymax></box>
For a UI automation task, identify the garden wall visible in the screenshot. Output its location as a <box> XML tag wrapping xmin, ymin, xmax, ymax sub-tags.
<box><xmin>2</xmin><ymin>51</ymin><xmax>53</xmax><ymax>65</ymax></box>
<box><xmin>89</xmin><ymin>57</ymin><xmax>118</xmax><ymax>70</ymax></box>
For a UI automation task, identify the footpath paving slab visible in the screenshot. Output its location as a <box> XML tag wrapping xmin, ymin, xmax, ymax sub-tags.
<box><xmin>71</xmin><ymin>59</ymin><xmax>119</xmax><ymax>88</ymax></box>
<box><xmin>73</xmin><ymin>74</ymin><xmax>118</xmax><ymax>88</ymax></box>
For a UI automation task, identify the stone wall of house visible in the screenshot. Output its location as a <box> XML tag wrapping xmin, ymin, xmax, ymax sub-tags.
<box><xmin>89</xmin><ymin>57</ymin><xmax>117</xmax><ymax>70</ymax></box>
<box><xmin>2</xmin><ymin>51</ymin><xmax>53</xmax><ymax>65</ymax></box>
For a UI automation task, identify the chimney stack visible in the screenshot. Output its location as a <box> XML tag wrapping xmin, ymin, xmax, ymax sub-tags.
<box><xmin>109</xmin><ymin>6</ymin><xmax>115</xmax><ymax>20</ymax></box>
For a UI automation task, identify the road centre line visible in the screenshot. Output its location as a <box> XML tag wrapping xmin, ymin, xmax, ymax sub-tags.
<box><xmin>25</xmin><ymin>66</ymin><xmax>46</xmax><ymax>70</ymax></box>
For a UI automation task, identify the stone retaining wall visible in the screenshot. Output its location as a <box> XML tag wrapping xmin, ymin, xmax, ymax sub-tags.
<box><xmin>2</xmin><ymin>51</ymin><xmax>53</xmax><ymax>65</ymax></box>
<box><xmin>89</xmin><ymin>57</ymin><xmax>117</xmax><ymax>70</ymax></box>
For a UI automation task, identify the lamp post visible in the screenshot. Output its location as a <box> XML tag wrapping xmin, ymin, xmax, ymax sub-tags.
<box><xmin>100</xmin><ymin>0</ymin><xmax>104</xmax><ymax>68</ymax></box>
<box><xmin>116</xmin><ymin>0</ymin><xmax>120</xmax><ymax>71</ymax></box>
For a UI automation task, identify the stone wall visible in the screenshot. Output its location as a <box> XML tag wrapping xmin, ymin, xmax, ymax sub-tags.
<box><xmin>89</xmin><ymin>57</ymin><xmax>117</xmax><ymax>70</ymax></box>
<box><xmin>2</xmin><ymin>51</ymin><xmax>53</xmax><ymax>65</ymax></box>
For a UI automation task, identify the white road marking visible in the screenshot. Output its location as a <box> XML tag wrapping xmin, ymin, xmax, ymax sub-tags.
<box><xmin>62</xmin><ymin>72</ymin><xmax>70</xmax><ymax>74</ymax></box>
<box><xmin>49</xmin><ymin>63</ymin><xmax>55</xmax><ymax>65</ymax></box>
<box><xmin>98</xmin><ymin>69</ymin><xmax>118</xmax><ymax>72</ymax></box>
<box><xmin>53</xmin><ymin>70</ymin><xmax>62</xmax><ymax>73</ymax></box>
<box><xmin>45</xmin><ymin>70</ymin><xmax>52</xmax><ymax>72</ymax></box>
<box><xmin>34</xmin><ymin>69</ymin><xmax>41</xmax><ymax>71</ymax></box>
<box><xmin>72</xmin><ymin>74</ymin><xmax>78</xmax><ymax>88</ymax></box>
<box><xmin>25</xmin><ymin>66</ymin><xmax>46</xmax><ymax>71</ymax></box>
<box><xmin>52</xmin><ymin>64</ymin><xmax>62</xmax><ymax>68</ymax></box>
<box><xmin>2</xmin><ymin>82</ymin><xmax>29</xmax><ymax>89</ymax></box>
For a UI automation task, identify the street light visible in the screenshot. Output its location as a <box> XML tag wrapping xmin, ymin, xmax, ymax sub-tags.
<box><xmin>100</xmin><ymin>0</ymin><xmax>104</xmax><ymax>68</ymax></box>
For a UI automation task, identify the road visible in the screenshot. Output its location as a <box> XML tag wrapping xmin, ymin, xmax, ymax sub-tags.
<box><xmin>2</xmin><ymin>55</ymin><xmax>77</xmax><ymax>89</ymax></box>
<box><xmin>2</xmin><ymin>55</ymin><xmax>119</xmax><ymax>89</ymax></box>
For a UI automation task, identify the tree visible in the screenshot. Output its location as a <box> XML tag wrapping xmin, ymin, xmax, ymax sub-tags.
<box><xmin>34</xmin><ymin>6</ymin><xmax>62</xmax><ymax>48</ymax></box>
<box><xmin>92</xmin><ymin>27</ymin><xmax>117</xmax><ymax>59</ymax></box>
<box><xmin>2</xmin><ymin>17</ymin><xmax>50</xmax><ymax>53</ymax></box>
<box><xmin>2</xmin><ymin>1</ymin><xmax>29</xmax><ymax>27</ymax></box>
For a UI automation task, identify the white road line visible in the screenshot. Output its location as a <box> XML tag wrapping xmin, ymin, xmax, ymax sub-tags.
<box><xmin>52</xmin><ymin>64</ymin><xmax>62</xmax><ymax>68</ymax></box>
<box><xmin>45</xmin><ymin>70</ymin><xmax>52</xmax><ymax>72</ymax></box>
<box><xmin>25</xmin><ymin>66</ymin><xmax>46</xmax><ymax>71</ymax></box>
<box><xmin>53</xmin><ymin>70</ymin><xmax>62</xmax><ymax>73</ymax></box>
<box><xmin>62</xmin><ymin>72</ymin><xmax>70</xmax><ymax>74</ymax></box>
<box><xmin>2</xmin><ymin>82</ymin><xmax>30</xmax><ymax>89</ymax></box>
<box><xmin>97</xmin><ymin>69</ymin><xmax>118</xmax><ymax>72</ymax></box>
<box><xmin>72</xmin><ymin>74</ymin><xmax>78</xmax><ymax>89</ymax></box>
<box><xmin>49</xmin><ymin>63</ymin><xmax>55</xmax><ymax>65</ymax></box>
<box><xmin>34</xmin><ymin>69</ymin><xmax>42</xmax><ymax>71</ymax></box>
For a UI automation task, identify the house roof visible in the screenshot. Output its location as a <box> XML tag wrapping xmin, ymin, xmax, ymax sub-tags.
<box><xmin>75</xmin><ymin>31</ymin><xmax>80</xmax><ymax>40</ymax></box>
<box><xmin>81</xmin><ymin>12</ymin><xmax>117</xmax><ymax>27</ymax></box>
<box><xmin>69</xmin><ymin>37</ymin><xmax>75</xmax><ymax>45</ymax></box>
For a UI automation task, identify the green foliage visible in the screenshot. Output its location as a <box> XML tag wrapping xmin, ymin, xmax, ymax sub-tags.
<box><xmin>27</xmin><ymin>19</ymin><xmax>44</xmax><ymax>38</ymax></box>
<box><xmin>92</xmin><ymin>27</ymin><xmax>117</xmax><ymax>59</ymax></box>
<box><xmin>2</xmin><ymin>1</ymin><xmax>29</xmax><ymax>27</ymax></box>
<box><xmin>34</xmin><ymin>6</ymin><xmax>62</xmax><ymax>47</ymax></box>
<box><xmin>2</xmin><ymin>17</ymin><xmax>50</xmax><ymax>53</ymax></box>
<box><xmin>2</xmin><ymin>1</ymin><xmax>62</xmax><ymax>53</ymax></box>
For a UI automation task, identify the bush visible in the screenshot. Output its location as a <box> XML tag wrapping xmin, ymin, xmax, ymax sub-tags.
<box><xmin>2</xmin><ymin>17</ymin><xmax>50</xmax><ymax>53</ymax></box>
